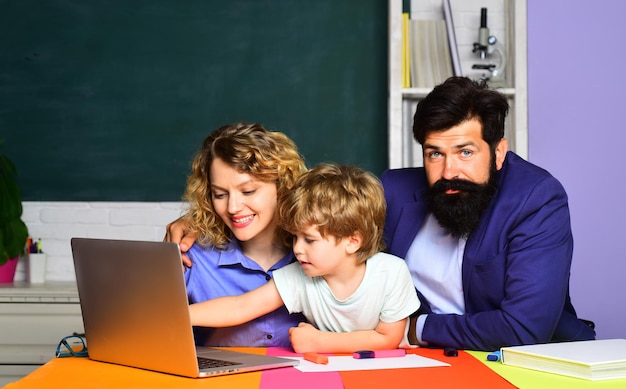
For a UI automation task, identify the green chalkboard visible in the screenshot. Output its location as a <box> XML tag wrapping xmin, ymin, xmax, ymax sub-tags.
<box><xmin>0</xmin><ymin>0</ymin><xmax>387</xmax><ymax>201</ymax></box>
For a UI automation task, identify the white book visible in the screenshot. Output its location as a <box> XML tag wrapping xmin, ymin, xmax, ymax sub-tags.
<box><xmin>409</xmin><ymin>19</ymin><xmax>452</xmax><ymax>88</ymax></box>
<box><xmin>442</xmin><ymin>0</ymin><xmax>461</xmax><ymax>76</ymax></box>
<box><xmin>409</xmin><ymin>19</ymin><xmax>433</xmax><ymax>88</ymax></box>
<box><xmin>434</xmin><ymin>19</ymin><xmax>453</xmax><ymax>82</ymax></box>
<box><xmin>500</xmin><ymin>339</ymin><xmax>626</xmax><ymax>381</ymax></box>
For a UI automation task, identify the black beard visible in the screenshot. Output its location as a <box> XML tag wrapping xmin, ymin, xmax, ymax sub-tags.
<box><xmin>424</xmin><ymin>164</ymin><xmax>498</xmax><ymax>239</ymax></box>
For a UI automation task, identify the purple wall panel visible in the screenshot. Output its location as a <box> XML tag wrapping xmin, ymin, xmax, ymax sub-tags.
<box><xmin>528</xmin><ymin>0</ymin><xmax>626</xmax><ymax>339</ymax></box>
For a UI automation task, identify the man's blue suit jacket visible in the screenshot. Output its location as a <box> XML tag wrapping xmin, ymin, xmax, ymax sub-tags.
<box><xmin>381</xmin><ymin>152</ymin><xmax>595</xmax><ymax>350</ymax></box>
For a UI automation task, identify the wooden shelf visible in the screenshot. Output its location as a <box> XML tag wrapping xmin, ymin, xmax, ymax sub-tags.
<box><xmin>402</xmin><ymin>87</ymin><xmax>515</xmax><ymax>100</ymax></box>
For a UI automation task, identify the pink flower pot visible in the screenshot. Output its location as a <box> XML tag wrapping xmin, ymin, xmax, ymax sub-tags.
<box><xmin>0</xmin><ymin>256</ymin><xmax>19</xmax><ymax>283</ymax></box>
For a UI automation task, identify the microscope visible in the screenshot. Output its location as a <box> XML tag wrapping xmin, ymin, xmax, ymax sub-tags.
<box><xmin>472</xmin><ymin>7</ymin><xmax>507</xmax><ymax>86</ymax></box>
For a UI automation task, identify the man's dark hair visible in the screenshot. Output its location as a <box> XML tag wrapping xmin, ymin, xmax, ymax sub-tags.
<box><xmin>413</xmin><ymin>77</ymin><xmax>509</xmax><ymax>152</ymax></box>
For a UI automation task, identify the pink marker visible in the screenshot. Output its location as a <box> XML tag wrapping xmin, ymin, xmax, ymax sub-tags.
<box><xmin>353</xmin><ymin>349</ymin><xmax>407</xmax><ymax>359</ymax></box>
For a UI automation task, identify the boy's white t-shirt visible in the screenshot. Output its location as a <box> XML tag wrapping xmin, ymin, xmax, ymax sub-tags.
<box><xmin>272</xmin><ymin>252</ymin><xmax>419</xmax><ymax>333</ymax></box>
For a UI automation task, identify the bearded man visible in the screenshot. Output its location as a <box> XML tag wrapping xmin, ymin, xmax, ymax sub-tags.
<box><xmin>382</xmin><ymin>77</ymin><xmax>595</xmax><ymax>351</ymax></box>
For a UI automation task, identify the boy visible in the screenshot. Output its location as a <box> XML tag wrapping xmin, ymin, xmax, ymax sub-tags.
<box><xmin>189</xmin><ymin>163</ymin><xmax>419</xmax><ymax>353</ymax></box>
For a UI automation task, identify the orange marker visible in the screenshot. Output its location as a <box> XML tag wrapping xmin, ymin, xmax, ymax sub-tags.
<box><xmin>303</xmin><ymin>352</ymin><xmax>329</xmax><ymax>365</ymax></box>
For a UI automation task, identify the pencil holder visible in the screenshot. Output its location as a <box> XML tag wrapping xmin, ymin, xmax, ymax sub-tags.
<box><xmin>27</xmin><ymin>253</ymin><xmax>47</xmax><ymax>283</ymax></box>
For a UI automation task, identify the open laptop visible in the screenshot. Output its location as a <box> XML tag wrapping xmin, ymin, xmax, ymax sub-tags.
<box><xmin>70</xmin><ymin>237</ymin><xmax>298</xmax><ymax>378</ymax></box>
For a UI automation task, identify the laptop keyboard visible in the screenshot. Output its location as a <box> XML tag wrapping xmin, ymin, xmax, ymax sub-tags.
<box><xmin>197</xmin><ymin>357</ymin><xmax>242</xmax><ymax>369</ymax></box>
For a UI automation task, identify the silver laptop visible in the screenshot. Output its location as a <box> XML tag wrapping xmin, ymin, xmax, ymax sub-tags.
<box><xmin>70</xmin><ymin>237</ymin><xmax>298</xmax><ymax>378</ymax></box>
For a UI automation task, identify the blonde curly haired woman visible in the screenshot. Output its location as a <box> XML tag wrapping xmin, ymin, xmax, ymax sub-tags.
<box><xmin>168</xmin><ymin>122</ymin><xmax>307</xmax><ymax>347</ymax></box>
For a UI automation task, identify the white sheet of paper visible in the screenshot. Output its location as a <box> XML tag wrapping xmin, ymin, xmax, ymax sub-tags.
<box><xmin>293</xmin><ymin>354</ymin><xmax>450</xmax><ymax>373</ymax></box>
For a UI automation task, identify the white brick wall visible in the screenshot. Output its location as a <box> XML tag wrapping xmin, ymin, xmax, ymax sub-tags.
<box><xmin>15</xmin><ymin>202</ymin><xmax>187</xmax><ymax>282</ymax></box>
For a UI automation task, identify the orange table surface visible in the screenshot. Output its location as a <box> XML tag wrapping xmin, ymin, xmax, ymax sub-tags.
<box><xmin>4</xmin><ymin>347</ymin><xmax>514</xmax><ymax>389</ymax></box>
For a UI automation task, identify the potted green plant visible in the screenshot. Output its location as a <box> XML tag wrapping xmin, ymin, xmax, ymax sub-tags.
<box><xmin>0</xmin><ymin>138</ymin><xmax>29</xmax><ymax>281</ymax></box>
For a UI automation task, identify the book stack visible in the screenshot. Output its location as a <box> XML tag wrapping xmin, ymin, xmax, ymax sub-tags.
<box><xmin>401</xmin><ymin>0</ymin><xmax>462</xmax><ymax>89</ymax></box>
<box><xmin>500</xmin><ymin>339</ymin><xmax>626</xmax><ymax>381</ymax></box>
<box><xmin>408</xmin><ymin>19</ymin><xmax>452</xmax><ymax>88</ymax></box>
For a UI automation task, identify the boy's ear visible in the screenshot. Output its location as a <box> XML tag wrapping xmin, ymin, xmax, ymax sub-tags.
<box><xmin>345</xmin><ymin>232</ymin><xmax>363</xmax><ymax>255</ymax></box>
